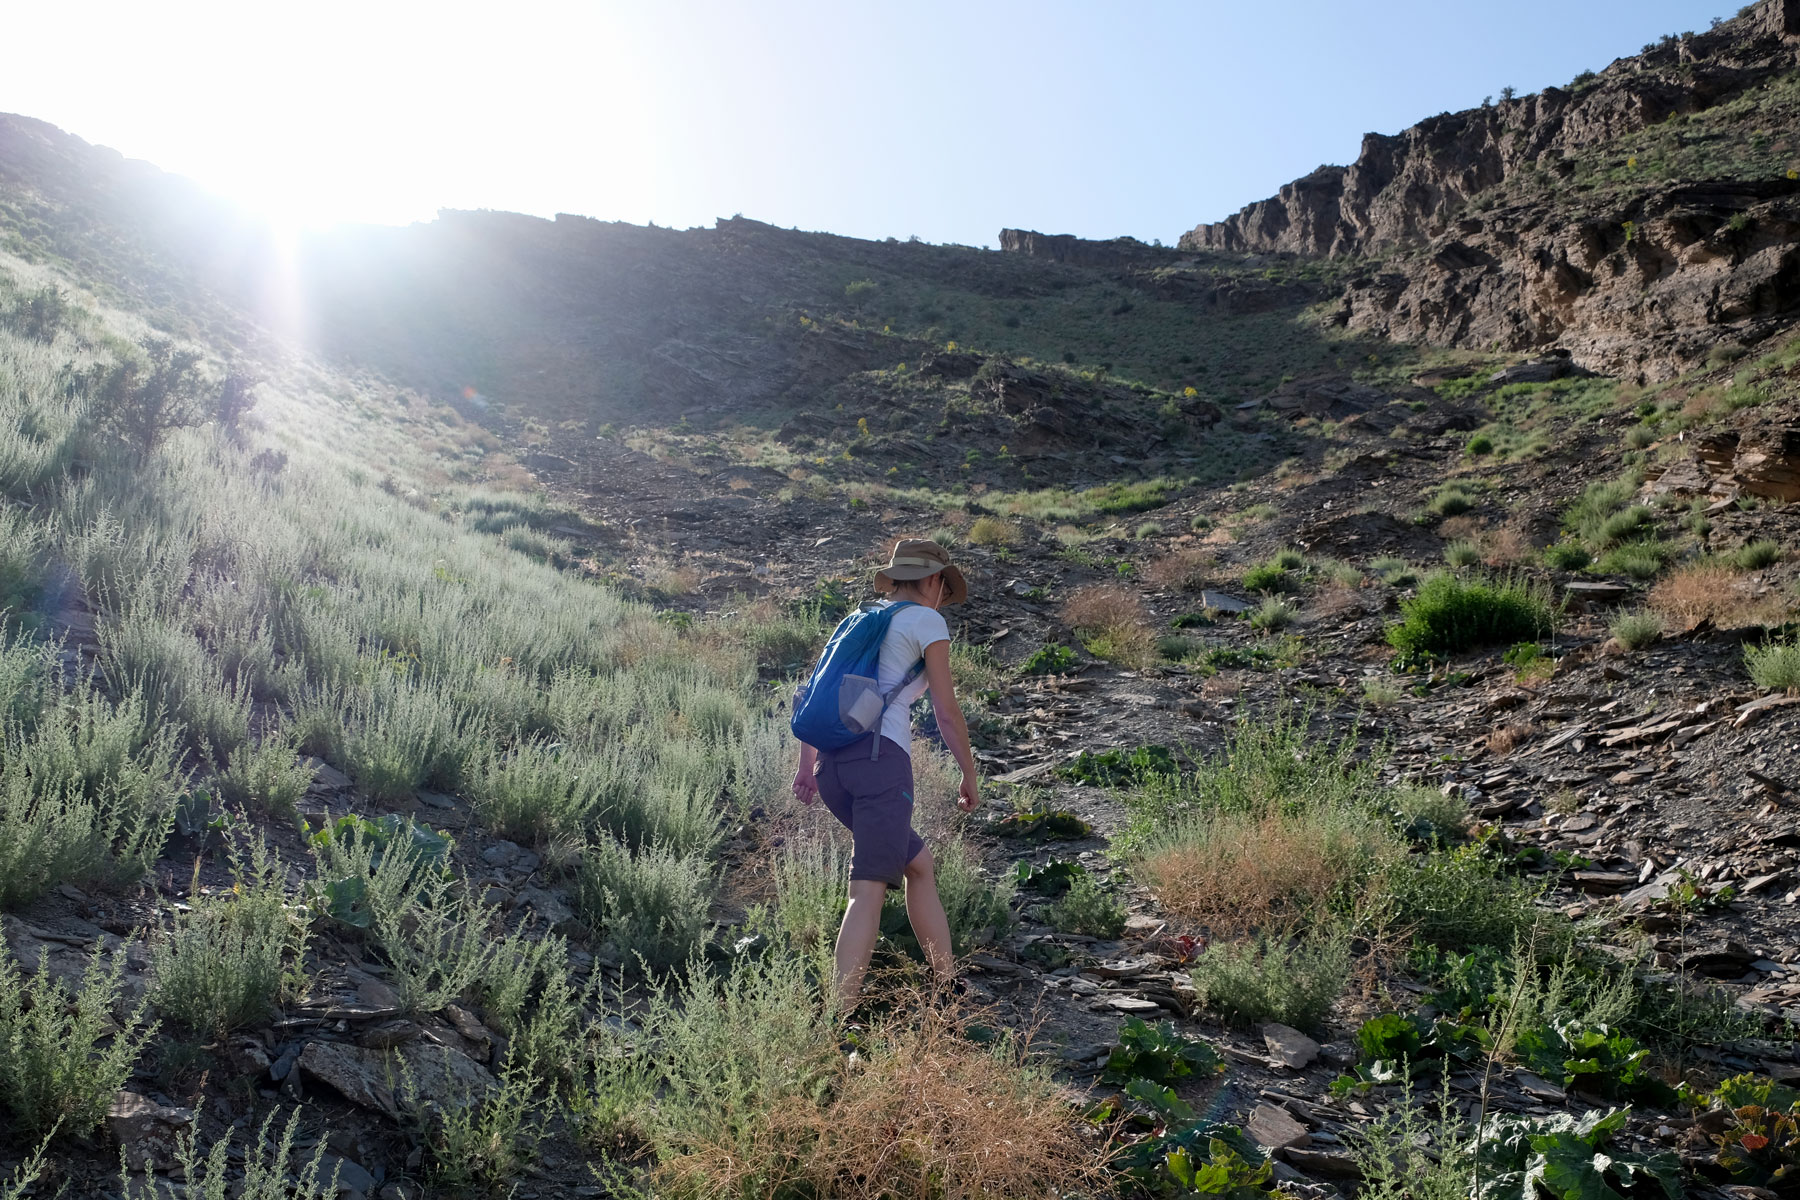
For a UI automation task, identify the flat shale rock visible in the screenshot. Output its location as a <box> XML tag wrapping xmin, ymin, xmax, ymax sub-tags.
<box><xmin>299</xmin><ymin>1040</ymin><xmax>495</xmax><ymax>1119</ymax></box>
<box><xmin>1247</xmin><ymin>1102</ymin><xmax>1312</xmax><ymax>1150</ymax></box>
<box><xmin>108</xmin><ymin>1091</ymin><xmax>195</xmax><ymax>1170</ymax></box>
<box><xmin>1261</xmin><ymin>1022</ymin><xmax>1321</xmax><ymax>1069</ymax></box>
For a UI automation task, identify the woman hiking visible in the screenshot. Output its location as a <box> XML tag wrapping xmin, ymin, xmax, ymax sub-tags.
<box><xmin>792</xmin><ymin>539</ymin><xmax>981</xmax><ymax>1007</ymax></box>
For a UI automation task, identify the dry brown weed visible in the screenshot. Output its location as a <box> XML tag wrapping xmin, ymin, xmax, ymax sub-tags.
<box><xmin>1139</xmin><ymin>810</ymin><xmax>1398</xmax><ymax>938</ymax></box>
<box><xmin>1486</xmin><ymin>722</ymin><xmax>1538</xmax><ymax>756</ymax></box>
<box><xmin>1649</xmin><ymin>562</ymin><xmax>1792</xmax><ymax>628</ymax></box>
<box><xmin>1144</xmin><ymin>548</ymin><xmax>1215</xmax><ymax>592</ymax></box>
<box><xmin>1061</xmin><ymin>584</ymin><xmax>1148</xmax><ymax>633</ymax></box>
<box><xmin>655</xmin><ymin>993</ymin><xmax>1109</xmax><ymax>1200</ymax></box>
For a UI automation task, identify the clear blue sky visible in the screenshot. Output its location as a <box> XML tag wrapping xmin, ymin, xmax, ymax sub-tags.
<box><xmin>1</xmin><ymin>0</ymin><xmax>1731</xmax><ymax>246</ymax></box>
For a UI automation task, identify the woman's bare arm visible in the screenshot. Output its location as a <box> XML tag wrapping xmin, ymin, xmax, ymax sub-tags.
<box><xmin>922</xmin><ymin>641</ymin><xmax>979</xmax><ymax>811</ymax></box>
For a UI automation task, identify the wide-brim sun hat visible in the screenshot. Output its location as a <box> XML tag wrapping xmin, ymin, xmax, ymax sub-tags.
<box><xmin>873</xmin><ymin>538</ymin><xmax>967</xmax><ymax>605</ymax></box>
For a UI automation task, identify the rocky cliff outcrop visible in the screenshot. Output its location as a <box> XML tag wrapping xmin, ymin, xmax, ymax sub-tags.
<box><xmin>1177</xmin><ymin>0</ymin><xmax>1800</xmax><ymax>378</ymax></box>
<box><xmin>997</xmin><ymin>229</ymin><xmax>1176</xmax><ymax>269</ymax></box>
<box><xmin>1338</xmin><ymin>179</ymin><xmax>1800</xmax><ymax>378</ymax></box>
<box><xmin>1182</xmin><ymin>1</ymin><xmax>1800</xmax><ymax>259</ymax></box>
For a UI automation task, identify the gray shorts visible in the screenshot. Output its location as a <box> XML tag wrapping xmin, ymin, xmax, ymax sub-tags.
<box><xmin>814</xmin><ymin>735</ymin><xmax>926</xmax><ymax>887</ymax></box>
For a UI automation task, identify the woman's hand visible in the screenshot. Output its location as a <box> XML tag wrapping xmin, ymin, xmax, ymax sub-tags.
<box><xmin>958</xmin><ymin>771</ymin><xmax>980</xmax><ymax>812</ymax></box>
<box><xmin>794</xmin><ymin>743</ymin><xmax>820</xmax><ymax>805</ymax></box>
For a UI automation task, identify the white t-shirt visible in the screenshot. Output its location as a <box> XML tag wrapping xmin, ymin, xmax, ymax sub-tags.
<box><xmin>872</xmin><ymin>600</ymin><xmax>951</xmax><ymax>754</ymax></box>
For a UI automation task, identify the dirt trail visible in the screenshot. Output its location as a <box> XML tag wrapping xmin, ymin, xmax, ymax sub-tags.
<box><xmin>534</xmin><ymin>390</ymin><xmax>1800</xmax><ymax>1182</ymax></box>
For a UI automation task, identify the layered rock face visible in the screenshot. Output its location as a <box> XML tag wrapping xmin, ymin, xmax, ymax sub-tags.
<box><xmin>1339</xmin><ymin>180</ymin><xmax>1800</xmax><ymax>377</ymax></box>
<box><xmin>1177</xmin><ymin>0</ymin><xmax>1800</xmax><ymax>378</ymax></box>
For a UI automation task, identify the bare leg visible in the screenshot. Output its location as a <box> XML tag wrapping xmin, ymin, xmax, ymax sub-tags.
<box><xmin>902</xmin><ymin>846</ymin><xmax>955</xmax><ymax>980</ymax></box>
<box><xmin>834</xmin><ymin>879</ymin><xmax>888</xmax><ymax>1009</ymax></box>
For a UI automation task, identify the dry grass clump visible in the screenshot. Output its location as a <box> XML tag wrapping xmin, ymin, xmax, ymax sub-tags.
<box><xmin>1479</xmin><ymin>524</ymin><xmax>1535</xmax><ymax>568</ymax></box>
<box><xmin>1648</xmin><ymin>561</ymin><xmax>1790</xmax><ymax>629</ymax></box>
<box><xmin>1060</xmin><ymin>584</ymin><xmax>1155</xmax><ymax>668</ymax></box>
<box><xmin>965</xmin><ymin>515</ymin><xmax>1022</xmax><ymax>546</ymax></box>
<box><xmin>1138</xmin><ymin>809</ymin><xmax>1398</xmax><ymax>937</ymax></box>
<box><xmin>1486</xmin><ymin>722</ymin><xmax>1538</xmax><ymax>756</ymax></box>
<box><xmin>653</xmin><ymin>992</ymin><xmax>1105</xmax><ymax>1200</ymax></box>
<box><xmin>1143</xmin><ymin>548</ymin><xmax>1214</xmax><ymax>591</ymax></box>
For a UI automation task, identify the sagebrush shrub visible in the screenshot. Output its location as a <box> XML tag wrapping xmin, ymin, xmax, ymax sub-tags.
<box><xmin>120</xmin><ymin>1106</ymin><xmax>336</xmax><ymax>1200</ymax></box>
<box><xmin>1240</xmin><ymin>562</ymin><xmax>1291</xmax><ymax>593</ymax></box>
<box><xmin>310</xmin><ymin>816</ymin><xmax>496</xmax><ymax>1012</ymax></box>
<box><xmin>0</xmin><ymin>945</ymin><xmax>157</xmax><ymax>1134</ymax></box>
<box><xmin>215</xmin><ymin>734</ymin><xmax>315</xmax><ymax>819</ymax></box>
<box><xmin>1609</xmin><ymin>609</ymin><xmax>1663</xmax><ymax>650</ymax></box>
<box><xmin>342</xmin><ymin>675</ymin><xmax>481</xmax><ymax>800</ymax></box>
<box><xmin>1140</xmin><ymin>806</ymin><xmax>1399</xmax><ymax>936</ymax></box>
<box><xmin>1542</xmin><ymin>540</ymin><xmax>1591</xmax><ymax>570</ymax></box>
<box><xmin>966</xmin><ymin>516</ymin><xmax>1021</xmax><ymax>546</ymax></box>
<box><xmin>1746</xmin><ymin>638</ymin><xmax>1800</xmax><ymax>691</ymax></box>
<box><xmin>405</xmin><ymin>1046</ymin><xmax>549</xmax><ymax>1189</ymax></box>
<box><xmin>1596</xmin><ymin>538</ymin><xmax>1669</xmax><ymax>580</ymax></box>
<box><xmin>1188</xmin><ymin>931</ymin><xmax>1349</xmax><ymax>1033</ymax></box>
<box><xmin>1427</xmin><ymin>483</ymin><xmax>1477</xmax><ymax>518</ymax></box>
<box><xmin>1734</xmin><ymin>539</ymin><xmax>1782</xmax><ymax>569</ymax></box>
<box><xmin>480</xmin><ymin>932</ymin><xmax>583</xmax><ymax>1083</ymax></box>
<box><xmin>1385</xmin><ymin>842</ymin><xmax>1559</xmax><ymax>953</ymax></box>
<box><xmin>1041</xmin><ymin>875</ymin><xmax>1126</xmax><ymax>938</ymax></box>
<box><xmin>470</xmin><ymin>738</ymin><xmax>605</xmax><ymax>844</ymax></box>
<box><xmin>772</xmin><ymin>834</ymin><xmax>851</xmax><ymax>955</ymax></box>
<box><xmin>1248</xmin><ymin>597</ymin><xmax>1296</xmax><ymax>631</ymax></box>
<box><xmin>578</xmin><ymin>834</ymin><xmax>714</xmax><ymax>970</ymax></box>
<box><xmin>1444</xmin><ymin>540</ymin><xmax>1482</xmax><ymax>568</ymax></box>
<box><xmin>0</xmin><ymin>687</ymin><xmax>184</xmax><ymax>908</ymax></box>
<box><xmin>151</xmin><ymin>840</ymin><xmax>306</xmax><ymax>1036</ymax></box>
<box><xmin>1385</xmin><ymin>571</ymin><xmax>1555</xmax><ymax>656</ymax></box>
<box><xmin>930</xmin><ymin>838</ymin><xmax>1014</xmax><ymax>953</ymax></box>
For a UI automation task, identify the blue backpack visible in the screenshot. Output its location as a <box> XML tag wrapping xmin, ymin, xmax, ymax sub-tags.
<box><xmin>791</xmin><ymin>601</ymin><xmax>925</xmax><ymax>760</ymax></box>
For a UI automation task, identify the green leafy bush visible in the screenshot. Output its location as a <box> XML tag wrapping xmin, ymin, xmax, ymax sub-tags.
<box><xmin>1542</xmin><ymin>540</ymin><xmax>1592</xmax><ymax>570</ymax></box>
<box><xmin>1102</xmin><ymin>1017</ymin><xmax>1224</xmax><ymax>1086</ymax></box>
<box><xmin>1020</xmin><ymin>643</ymin><xmax>1079</xmax><ymax>675</ymax></box>
<box><xmin>1110</xmin><ymin>1082</ymin><xmax>1275</xmax><ymax>1200</ymax></box>
<box><xmin>1336</xmin><ymin>1011</ymin><xmax>1487</xmax><ymax>1090</ymax></box>
<box><xmin>1011</xmin><ymin>858</ymin><xmax>1084</xmax><ymax>896</ymax></box>
<box><xmin>1061</xmin><ymin>744</ymin><xmax>1177</xmax><ymax>787</ymax></box>
<box><xmin>1385</xmin><ymin>572</ymin><xmax>1555</xmax><ymax>657</ymax></box>
<box><xmin>0</xmin><ymin>945</ymin><xmax>157</xmax><ymax>1134</ymax></box>
<box><xmin>1709</xmin><ymin>1074</ymin><xmax>1800</xmax><ymax>1190</ymax></box>
<box><xmin>1472</xmin><ymin>1107</ymin><xmax>1681</xmax><ymax>1200</ymax></box>
<box><xmin>1516</xmin><ymin>1017</ymin><xmax>1674</xmax><ymax>1103</ymax></box>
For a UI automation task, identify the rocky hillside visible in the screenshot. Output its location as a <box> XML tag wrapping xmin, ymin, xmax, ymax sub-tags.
<box><xmin>1173</xmin><ymin>0</ymin><xmax>1800</xmax><ymax>380</ymax></box>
